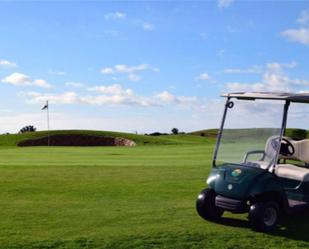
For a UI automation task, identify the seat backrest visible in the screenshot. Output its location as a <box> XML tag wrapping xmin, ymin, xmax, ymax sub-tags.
<box><xmin>292</xmin><ymin>139</ymin><xmax>309</xmax><ymax>163</ymax></box>
<box><xmin>265</xmin><ymin>136</ymin><xmax>309</xmax><ymax>164</ymax></box>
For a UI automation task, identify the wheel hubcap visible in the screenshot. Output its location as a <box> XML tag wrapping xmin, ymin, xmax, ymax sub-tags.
<box><xmin>263</xmin><ymin>207</ymin><xmax>277</xmax><ymax>226</ymax></box>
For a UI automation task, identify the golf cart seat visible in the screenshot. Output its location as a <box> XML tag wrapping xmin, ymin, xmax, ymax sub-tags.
<box><xmin>247</xmin><ymin>137</ymin><xmax>309</xmax><ymax>181</ymax></box>
<box><xmin>263</xmin><ymin>136</ymin><xmax>309</xmax><ymax>164</ymax></box>
<box><xmin>275</xmin><ymin>164</ymin><xmax>309</xmax><ymax>182</ymax></box>
<box><xmin>274</xmin><ymin>137</ymin><xmax>309</xmax><ymax>182</ymax></box>
<box><xmin>280</xmin><ymin>138</ymin><xmax>309</xmax><ymax>163</ymax></box>
<box><xmin>245</xmin><ymin>137</ymin><xmax>309</xmax><ymax>173</ymax></box>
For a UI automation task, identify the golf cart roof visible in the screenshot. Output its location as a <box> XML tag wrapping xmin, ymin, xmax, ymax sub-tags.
<box><xmin>222</xmin><ymin>92</ymin><xmax>309</xmax><ymax>103</ymax></box>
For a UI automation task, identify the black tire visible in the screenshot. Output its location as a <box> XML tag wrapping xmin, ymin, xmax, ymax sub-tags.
<box><xmin>248</xmin><ymin>201</ymin><xmax>280</xmax><ymax>232</ymax></box>
<box><xmin>196</xmin><ymin>188</ymin><xmax>223</xmax><ymax>221</ymax></box>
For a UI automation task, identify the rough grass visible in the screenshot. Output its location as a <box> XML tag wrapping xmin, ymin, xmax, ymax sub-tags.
<box><xmin>0</xmin><ymin>131</ymin><xmax>308</xmax><ymax>248</ymax></box>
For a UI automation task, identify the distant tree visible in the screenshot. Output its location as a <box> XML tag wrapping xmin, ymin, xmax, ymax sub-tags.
<box><xmin>285</xmin><ymin>128</ymin><xmax>307</xmax><ymax>140</ymax></box>
<box><xmin>200</xmin><ymin>132</ymin><xmax>205</xmax><ymax>137</ymax></box>
<box><xmin>149</xmin><ymin>132</ymin><xmax>168</xmax><ymax>136</ymax></box>
<box><xmin>290</xmin><ymin>129</ymin><xmax>307</xmax><ymax>140</ymax></box>
<box><xmin>149</xmin><ymin>132</ymin><xmax>161</xmax><ymax>136</ymax></box>
<box><xmin>171</xmin><ymin>128</ymin><xmax>179</xmax><ymax>135</ymax></box>
<box><xmin>19</xmin><ymin>125</ymin><xmax>37</xmax><ymax>134</ymax></box>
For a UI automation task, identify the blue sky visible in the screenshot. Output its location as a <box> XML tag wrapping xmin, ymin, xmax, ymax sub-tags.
<box><xmin>0</xmin><ymin>1</ymin><xmax>309</xmax><ymax>133</ymax></box>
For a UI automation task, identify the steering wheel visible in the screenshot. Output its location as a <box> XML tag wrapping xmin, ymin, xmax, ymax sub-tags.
<box><xmin>280</xmin><ymin>138</ymin><xmax>295</xmax><ymax>156</ymax></box>
<box><xmin>270</xmin><ymin>137</ymin><xmax>295</xmax><ymax>157</ymax></box>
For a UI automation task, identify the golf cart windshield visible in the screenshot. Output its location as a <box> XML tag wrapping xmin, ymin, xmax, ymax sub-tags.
<box><xmin>215</xmin><ymin>99</ymin><xmax>284</xmax><ymax>168</ymax></box>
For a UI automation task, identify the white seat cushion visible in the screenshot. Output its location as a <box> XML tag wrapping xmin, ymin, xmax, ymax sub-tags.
<box><xmin>275</xmin><ymin>164</ymin><xmax>309</xmax><ymax>182</ymax></box>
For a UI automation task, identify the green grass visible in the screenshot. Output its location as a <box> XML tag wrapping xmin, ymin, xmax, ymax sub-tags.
<box><xmin>0</xmin><ymin>130</ymin><xmax>214</xmax><ymax>147</ymax></box>
<box><xmin>0</xmin><ymin>131</ymin><xmax>308</xmax><ymax>248</ymax></box>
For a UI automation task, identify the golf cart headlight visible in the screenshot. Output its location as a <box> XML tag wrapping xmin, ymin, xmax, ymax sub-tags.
<box><xmin>198</xmin><ymin>194</ymin><xmax>204</xmax><ymax>199</ymax></box>
<box><xmin>206</xmin><ymin>174</ymin><xmax>219</xmax><ymax>184</ymax></box>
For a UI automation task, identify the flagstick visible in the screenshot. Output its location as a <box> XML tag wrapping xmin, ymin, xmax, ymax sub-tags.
<box><xmin>46</xmin><ymin>100</ymin><xmax>50</xmax><ymax>146</ymax></box>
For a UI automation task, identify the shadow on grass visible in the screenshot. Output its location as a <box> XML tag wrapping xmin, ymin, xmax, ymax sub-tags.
<box><xmin>216</xmin><ymin>216</ymin><xmax>250</xmax><ymax>229</ymax></box>
<box><xmin>273</xmin><ymin>209</ymin><xmax>309</xmax><ymax>242</ymax></box>
<box><xmin>212</xmin><ymin>209</ymin><xmax>309</xmax><ymax>243</ymax></box>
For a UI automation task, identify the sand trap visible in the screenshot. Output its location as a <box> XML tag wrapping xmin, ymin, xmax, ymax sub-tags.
<box><xmin>18</xmin><ymin>134</ymin><xmax>136</xmax><ymax>147</ymax></box>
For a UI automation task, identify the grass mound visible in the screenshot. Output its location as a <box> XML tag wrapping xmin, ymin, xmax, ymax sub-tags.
<box><xmin>191</xmin><ymin>128</ymin><xmax>309</xmax><ymax>140</ymax></box>
<box><xmin>0</xmin><ymin>130</ymin><xmax>213</xmax><ymax>148</ymax></box>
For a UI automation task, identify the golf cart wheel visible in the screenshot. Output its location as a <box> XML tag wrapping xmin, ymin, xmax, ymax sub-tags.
<box><xmin>196</xmin><ymin>188</ymin><xmax>223</xmax><ymax>221</ymax></box>
<box><xmin>248</xmin><ymin>201</ymin><xmax>279</xmax><ymax>232</ymax></box>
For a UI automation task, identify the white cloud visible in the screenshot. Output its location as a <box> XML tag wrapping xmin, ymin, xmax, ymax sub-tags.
<box><xmin>86</xmin><ymin>84</ymin><xmax>155</xmax><ymax>107</ymax></box>
<box><xmin>65</xmin><ymin>82</ymin><xmax>84</xmax><ymax>88</ymax></box>
<box><xmin>156</xmin><ymin>91</ymin><xmax>175</xmax><ymax>103</ymax></box>
<box><xmin>2</xmin><ymin>72</ymin><xmax>51</xmax><ymax>88</ymax></box>
<box><xmin>226</xmin><ymin>82</ymin><xmax>264</xmax><ymax>92</ymax></box>
<box><xmin>100</xmin><ymin>64</ymin><xmax>158</xmax><ymax>81</ymax></box>
<box><xmin>281</xmin><ymin>28</ymin><xmax>309</xmax><ymax>45</ymax></box>
<box><xmin>128</xmin><ymin>74</ymin><xmax>141</xmax><ymax>81</ymax></box>
<box><xmin>266</xmin><ymin>61</ymin><xmax>297</xmax><ymax>71</ymax></box>
<box><xmin>225</xmin><ymin>62</ymin><xmax>309</xmax><ymax>92</ymax></box>
<box><xmin>22</xmin><ymin>91</ymin><xmax>79</xmax><ymax>104</ymax></box>
<box><xmin>223</xmin><ymin>65</ymin><xmax>262</xmax><ymax>74</ymax></box>
<box><xmin>101</xmin><ymin>67</ymin><xmax>114</xmax><ymax>74</ymax></box>
<box><xmin>33</xmin><ymin>79</ymin><xmax>51</xmax><ymax>88</ymax></box>
<box><xmin>0</xmin><ymin>60</ymin><xmax>17</xmax><ymax>68</ymax></box>
<box><xmin>88</xmin><ymin>84</ymin><xmax>133</xmax><ymax>96</ymax></box>
<box><xmin>297</xmin><ymin>10</ymin><xmax>309</xmax><ymax>25</ymax></box>
<box><xmin>116</xmin><ymin>64</ymin><xmax>149</xmax><ymax>74</ymax></box>
<box><xmin>196</xmin><ymin>72</ymin><xmax>211</xmax><ymax>81</ymax></box>
<box><xmin>2</xmin><ymin>72</ymin><xmax>32</xmax><ymax>86</ymax></box>
<box><xmin>223</xmin><ymin>63</ymin><xmax>296</xmax><ymax>75</ymax></box>
<box><xmin>104</xmin><ymin>11</ymin><xmax>126</xmax><ymax>20</ymax></box>
<box><xmin>156</xmin><ymin>91</ymin><xmax>197</xmax><ymax>106</ymax></box>
<box><xmin>142</xmin><ymin>22</ymin><xmax>155</xmax><ymax>31</ymax></box>
<box><xmin>282</xmin><ymin>10</ymin><xmax>309</xmax><ymax>45</ymax></box>
<box><xmin>80</xmin><ymin>95</ymin><xmax>154</xmax><ymax>107</ymax></box>
<box><xmin>101</xmin><ymin>64</ymin><xmax>151</xmax><ymax>75</ymax></box>
<box><xmin>21</xmin><ymin>84</ymin><xmax>199</xmax><ymax>110</ymax></box>
<box><xmin>22</xmin><ymin>84</ymin><xmax>156</xmax><ymax>107</ymax></box>
<box><xmin>218</xmin><ymin>0</ymin><xmax>234</xmax><ymax>8</ymax></box>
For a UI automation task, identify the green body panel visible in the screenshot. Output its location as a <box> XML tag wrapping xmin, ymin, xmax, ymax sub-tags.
<box><xmin>249</xmin><ymin>172</ymin><xmax>285</xmax><ymax>197</ymax></box>
<box><xmin>207</xmin><ymin>164</ymin><xmax>286</xmax><ymax>200</ymax></box>
<box><xmin>278</xmin><ymin>178</ymin><xmax>309</xmax><ymax>201</ymax></box>
<box><xmin>207</xmin><ymin>163</ymin><xmax>309</xmax><ymax>204</ymax></box>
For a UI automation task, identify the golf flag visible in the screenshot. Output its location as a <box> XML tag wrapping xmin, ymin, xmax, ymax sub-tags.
<box><xmin>41</xmin><ymin>100</ymin><xmax>50</xmax><ymax>146</ymax></box>
<box><xmin>41</xmin><ymin>101</ymin><xmax>48</xmax><ymax>110</ymax></box>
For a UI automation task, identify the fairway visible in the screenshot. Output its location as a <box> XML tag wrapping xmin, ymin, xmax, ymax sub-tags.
<box><xmin>0</xmin><ymin>139</ymin><xmax>308</xmax><ymax>249</ymax></box>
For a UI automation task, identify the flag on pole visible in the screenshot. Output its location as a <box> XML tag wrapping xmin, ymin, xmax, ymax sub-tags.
<box><xmin>41</xmin><ymin>102</ymin><xmax>48</xmax><ymax>110</ymax></box>
<box><xmin>41</xmin><ymin>100</ymin><xmax>50</xmax><ymax>146</ymax></box>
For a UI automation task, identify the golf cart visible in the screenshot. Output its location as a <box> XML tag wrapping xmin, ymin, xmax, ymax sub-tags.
<box><xmin>196</xmin><ymin>92</ymin><xmax>309</xmax><ymax>232</ymax></box>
